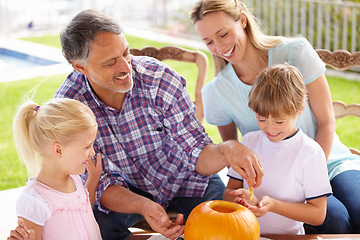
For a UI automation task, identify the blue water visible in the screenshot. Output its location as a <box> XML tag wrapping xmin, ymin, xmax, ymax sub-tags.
<box><xmin>0</xmin><ymin>48</ymin><xmax>61</xmax><ymax>74</ymax></box>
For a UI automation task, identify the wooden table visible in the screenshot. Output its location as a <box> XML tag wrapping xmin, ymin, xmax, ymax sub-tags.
<box><xmin>129</xmin><ymin>234</ymin><xmax>360</xmax><ymax>240</ymax></box>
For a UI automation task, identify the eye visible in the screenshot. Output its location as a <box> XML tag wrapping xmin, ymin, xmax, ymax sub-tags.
<box><xmin>124</xmin><ymin>49</ymin><xmax>130</xmax><ymax>57</ymax></box>
<box><xmin>276</xmin><ymin>120</ymin><xmax>285</xmax><ymax>124</ymax></box>
<box><xmin>256</xmin><ymin>116</ymin><xmax>266</xmax><ymax>122</ymax></box>
<box><xmin>220</xmin><ymin>32</ymin><xmax>228</xmax><ymax>38</ymax></box>
<box><xmin>205</xmin><ymin>40</ymin><xmax>213</xmax><ymax>46</ymax></box>
<box><xmin>106</xmin><ymin>59</ymin><xmax>116</xmax><ymax>67</ymax></box>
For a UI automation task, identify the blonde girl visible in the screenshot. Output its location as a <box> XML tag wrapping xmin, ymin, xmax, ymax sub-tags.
<box><xmin>8</xmin><ymin>98</ymin><xmax>102</xmax><ymax>240</ymax></box>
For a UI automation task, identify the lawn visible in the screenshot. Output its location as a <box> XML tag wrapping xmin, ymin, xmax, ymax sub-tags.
<box><xmin>0</xmin><ymin>34</ymin><xmax>359</xmax><ymax>190</ymax></box>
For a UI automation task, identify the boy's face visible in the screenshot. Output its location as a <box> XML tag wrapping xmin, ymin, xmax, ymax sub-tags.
<box><xmin>256</xmin><ymin>114</ymin><xmax>298</xmax><ymax>143</ymax></box>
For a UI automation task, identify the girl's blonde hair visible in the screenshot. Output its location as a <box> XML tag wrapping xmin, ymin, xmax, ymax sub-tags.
<box><xmin>248</xmin><ymin>64</ymin><xmax>306</xmax><ymax>119</ymax></box>
<box><xmin>190</xmin><ymin>0</ymin><xmax>283</xmax><ymax>75</ymax></box>
<box><xmin>12</xmin><ymin>98</ymin><xmax>98</xmax><ymax>175</ymax></box>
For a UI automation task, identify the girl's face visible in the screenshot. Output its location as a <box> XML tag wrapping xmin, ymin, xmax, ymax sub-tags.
<box><xmin>194</xmin><ymin>10</ymin><xmax>249</xmax><ymax>64</ymax></box>
<box><xmin>256</xmin><ymin>114</ymin><xmax>298</xmax><ymax>143</ymax></box>
<box><xmin>59</xmin><ymin>127</ymin><xmax>97</xmax><ymax>175</ymax></box>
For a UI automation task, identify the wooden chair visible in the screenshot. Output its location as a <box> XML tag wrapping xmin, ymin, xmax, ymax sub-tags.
<box><xmin>130</xmin><ymin>46</ymin><xmax>209</xmax><ymax>123</ymax></box>
<box><xmin>129</xmin><ymin>46</ymin><xmax>208</xmax><ymax>233</ymax></box>
<box><xmin>316</xmin><ymin>49</ymin><xmax>360</xmax><ymax>155</ymax></box>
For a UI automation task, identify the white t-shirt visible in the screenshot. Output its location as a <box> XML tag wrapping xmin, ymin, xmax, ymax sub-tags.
<box><xmin>227</xmin><ymin>130</ymin><xmax>332</xmax><ymax>234</ymax></box>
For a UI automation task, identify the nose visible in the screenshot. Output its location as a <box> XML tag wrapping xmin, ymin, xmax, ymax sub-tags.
<box><xmin>117</xmin><ymin>56</ymin><xmax>132</xmax><ymax>72</ymax></box>
<box><xmin>90</xmin><ymin>147</ymin><xmax>96</xmax><ymax>158</ymax></box>
<box><xmin>266</xmin><ymin>122</ymin><xmax>278</xmax><ymax>132</ymax></box>
<box><xmin>212</xmin><ymin>39</ymin><xmax>227</xmax><ymax>55</ymax></box>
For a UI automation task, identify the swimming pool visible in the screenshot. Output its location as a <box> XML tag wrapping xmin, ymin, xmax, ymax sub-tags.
<box><xmin>0</xmin><ymin>47</ymin><xmax>61</xmax><ymax>74</ymax></box>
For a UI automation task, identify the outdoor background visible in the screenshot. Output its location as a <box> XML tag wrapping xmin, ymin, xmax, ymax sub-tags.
<box><xmin>0</xmin><ymin>0</ymin><xmax>359</xmax><ymax>191</ymax></box>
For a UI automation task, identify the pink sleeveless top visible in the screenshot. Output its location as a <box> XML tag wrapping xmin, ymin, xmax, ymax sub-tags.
<box><xmin>28</xmin><ymin>175</ymin><xmax>102</xmax><ymax>240</ymax></box>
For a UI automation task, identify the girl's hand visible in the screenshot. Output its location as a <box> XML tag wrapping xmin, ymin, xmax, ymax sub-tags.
<box><xmin>7</xmin><ymin>218</ymin><xmax>35</xmax><ymax>240</ymax></box>
<box><xmin>87</xmin><ymin>153</ymin><xmax>102</xmax><ymax>181</ymax></box>
<box><xmin>230</xmin><ymin>188</ymin><xmax>258</xmax><ymax>206</ymax></box>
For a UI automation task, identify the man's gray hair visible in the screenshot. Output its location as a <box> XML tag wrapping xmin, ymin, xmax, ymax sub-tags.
<box><xmin>60</xmin><ymin>9</ymin><xmax>124</xmax><ymax>64</ymax></box>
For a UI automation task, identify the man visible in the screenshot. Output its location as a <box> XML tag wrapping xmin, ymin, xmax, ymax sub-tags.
<box><xmin>55</xmin><ymin>9</ymin><xmax>263</xmax><ymax>240</ymax></box>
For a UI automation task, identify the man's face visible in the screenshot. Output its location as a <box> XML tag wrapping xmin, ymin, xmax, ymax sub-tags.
<box><xmin>77</xmin><ymin>32</ymin><xmax>133</xmax><ymax>96</ymax></box>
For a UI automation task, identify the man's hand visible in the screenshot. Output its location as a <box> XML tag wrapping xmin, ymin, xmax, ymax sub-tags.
<box><xmin>222</xmin><ymin>140</ymin><xmax>264</xmax><ymax>188</ymax></box>
<box><xmin>141</xmin><ymin>201</ymin><xmax>184</xmax><ymax>240</ymax></box>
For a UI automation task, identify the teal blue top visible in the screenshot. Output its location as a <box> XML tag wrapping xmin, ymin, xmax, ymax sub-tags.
<box><xmin>202</xmin><ymin>37</ymin><xmax>360</xmax><ymax>180</ymax></box>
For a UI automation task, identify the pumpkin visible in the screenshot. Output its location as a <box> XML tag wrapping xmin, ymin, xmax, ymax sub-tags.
<box><xmin>184</xmin><ymin>200</ymin><xmax>260</xmax><ymax>240</ymax></box>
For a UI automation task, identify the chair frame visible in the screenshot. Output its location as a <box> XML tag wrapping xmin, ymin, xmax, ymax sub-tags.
<box><xmin>130</xmin><ymin>46</ymin><xmax>208</xmax><ymax>123</ymax></box>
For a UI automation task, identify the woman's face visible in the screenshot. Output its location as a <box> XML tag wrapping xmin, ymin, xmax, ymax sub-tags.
<box><xmin>194</xmin><ymin>10</ymin><xmax>249</xmax><ymax>64</ymax></box>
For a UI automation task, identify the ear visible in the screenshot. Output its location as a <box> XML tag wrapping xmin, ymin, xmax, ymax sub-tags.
<box><xmin>72</xmin><ymin>61</ymin><xmax>87</xmax><ymax>75</ymax></box>
<box><xmin>240</xmin><ymin>12</ymin><xmax>247</xmax><ymax>28</ymax></box>
<box><xmin>298</xmin><ymin>105</ymin><xmax>305</xmax><ymax>116</ymax></box>
<box><xmin>52</xmin><ymin>142</ymin><xmax>62</xmax><ymax>158</ymax></box>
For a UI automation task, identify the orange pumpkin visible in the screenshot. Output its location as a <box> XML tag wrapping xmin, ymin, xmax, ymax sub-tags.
<box><xmin>184</xmin><ymin>200</ymin><xmax>260</xmax><ymax>240</ymax></box>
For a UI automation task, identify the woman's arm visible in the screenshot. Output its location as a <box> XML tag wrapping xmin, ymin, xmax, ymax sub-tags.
<box><xmin>306</xmin><ymin>73</ymin><xmax>335</xmax><ymax>160</ymax></box>
<box><xmin>218</xmin><ymin>122</ymin><xmax>239</xmax><ymax>141</ymax></box>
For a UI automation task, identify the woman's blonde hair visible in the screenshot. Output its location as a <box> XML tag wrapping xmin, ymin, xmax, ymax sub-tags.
<box><xmin>190</xmin><ymin>0</ymin><xmax>282</xmax><ymax>75</ymax></box>
<box><xmin>248</xmin><ymin>63</ymin><xmax>306</xmax><ymax>119</ymax></box>
<box><xmin>12</xmin><ymin>98</ymin><xmax>98</xmax><ymax>176</ymax></box>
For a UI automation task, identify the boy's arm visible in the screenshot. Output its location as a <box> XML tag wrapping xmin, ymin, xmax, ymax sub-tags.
<box><xmin>249</xmin><ymin>196</ymin><xmax>327</xmax><ymax>226</ymax></box>
<box><xmin>85</xmin><ymin>153</ymin><xmax>102</xmax><ymax>208</ymax></box>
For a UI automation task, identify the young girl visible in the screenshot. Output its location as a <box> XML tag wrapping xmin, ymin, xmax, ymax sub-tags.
<box><xmin>223</xmin><ymin>64</ymin><xmax>332</xmax><ymax>234</ymax></box>
<box><xmin>8</xmin><ymin>98</ymin><xmax>102</xmax><ymax>240</ymax></box>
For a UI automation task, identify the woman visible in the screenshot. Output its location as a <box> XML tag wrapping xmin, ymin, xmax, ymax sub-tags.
<box><xmin>190</xmin><ymin>0</ymin><xmax>360</xmax><ymax>233</ymax></box>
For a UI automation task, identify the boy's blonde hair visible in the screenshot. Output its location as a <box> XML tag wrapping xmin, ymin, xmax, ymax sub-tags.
<box><xmin>248</xmin><ymin>64</ymin><xmax>306</xmax><ymax>119</ymax></box>
<box><xmin>190</xmin><ymin>0</ymin><xmax>282</xmax><ymax>75</ymax></box>
<box><xmin>12</xmin><ymin>98</ymin><xmax>98</xmax><ymax>175</ymax></box>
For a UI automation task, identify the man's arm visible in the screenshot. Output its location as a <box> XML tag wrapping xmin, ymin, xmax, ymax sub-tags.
<box><xmin>196</xmin><ymin>140</ymin><xmax>264</xmax><ymax>189</ymax></box>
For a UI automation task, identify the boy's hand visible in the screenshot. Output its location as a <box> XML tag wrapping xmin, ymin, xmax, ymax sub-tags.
<box><xmin>230</xmin><ymin>188</ymin><xmax>258</xmax><ymax>206</ymax></box>
<box><xmin>245</xmin><ymin>196</ymin><xmax>274</xmax><ymax>218</ymax></box>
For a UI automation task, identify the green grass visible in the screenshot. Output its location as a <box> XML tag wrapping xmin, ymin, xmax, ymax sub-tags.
<box><xmin>0</xmin><ymin>34</ymin><xmax>359</xmax><ymax>191</ymax></box>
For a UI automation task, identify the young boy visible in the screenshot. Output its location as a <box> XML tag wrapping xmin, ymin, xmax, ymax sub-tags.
<box><xmin>223</xmin><ymin>63</ymin><xmax>332</xmax><ymax>234</ymax></box>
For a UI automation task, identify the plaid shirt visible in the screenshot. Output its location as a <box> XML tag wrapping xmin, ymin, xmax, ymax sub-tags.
<box><xmin>55</xmin><ymin>56</ymin><xmax>212</xmax><ymax>210</ymax></box>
